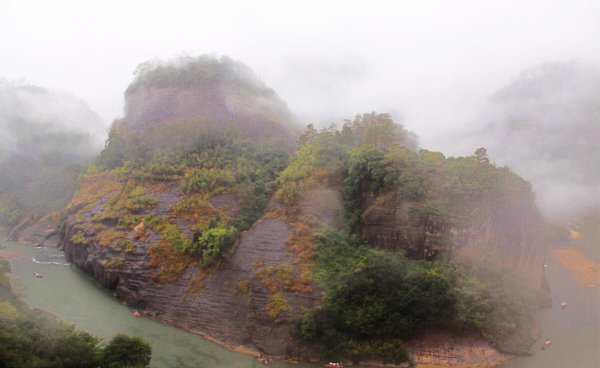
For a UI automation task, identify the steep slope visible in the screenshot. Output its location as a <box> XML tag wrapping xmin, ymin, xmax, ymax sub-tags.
<box><xmin>360</xmin><ymin>158</ymin><xmax>546</xmax><ymax>292</ymax></box>
<box><xmin>63</xmin><ymin>178</ymin><xmax>341</xmax><ymax>355</ymax></box>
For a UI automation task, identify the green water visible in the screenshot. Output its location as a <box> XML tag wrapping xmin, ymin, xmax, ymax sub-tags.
<box><xmin>2</xmin><ymin>241</ymin><xmax>313</xmax><ymax>368</ymax></box>
<box><xmin>500</xmin><ymin>258</ymin><xmax>600</xmax><ymax>368</ymax></box>
<box><xmin>2</xmin><ymin>241</ymin><xmax>598</xmax><ymax>367</ymax></box>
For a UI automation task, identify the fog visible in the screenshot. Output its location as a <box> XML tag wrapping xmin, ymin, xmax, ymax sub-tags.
<box><xmin>0</xmin><ymin>81</ymin><xmax>105</xmax><ymax>163</ymax></box>
<box><xmin>1</xmin><ymin>0</ymin><xmax>599</xmax><ymax>215</ymax></box>
<box><xmin>466</xmin><ymin>61</ymin><xmax>600</xmax><ymax>217</ymax></box>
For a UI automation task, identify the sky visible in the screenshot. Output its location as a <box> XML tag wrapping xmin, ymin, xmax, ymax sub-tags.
<box><xmin>1</xmin><ymin>0</ymin><xmax>599</xmax><ymax>155</ymax></box>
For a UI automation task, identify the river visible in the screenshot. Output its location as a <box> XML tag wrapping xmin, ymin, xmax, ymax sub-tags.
<box><xmin>1</xmin><ymin>240</ymin><xmax>598</xmax><ymax>368</ymax></box>
<box><xmin>1</xmin><ymin>241</ymin><xmax>312</xmax><ymax>368</ymax></box>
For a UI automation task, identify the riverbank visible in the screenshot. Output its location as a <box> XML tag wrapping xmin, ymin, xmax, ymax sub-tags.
<box><xmin>0</xmin><ymin>249</ymin><xmax>27</xmax><ymax>260</ymax></box>
<box><xmin>551</xmin><ymin>247</ymin><xmax>599</xmax><ymax>287</ymax></box>
<box><xmin>406</xmin><ymin>331</ymin><xmax>512</xmax><ymax>367</ymax></box>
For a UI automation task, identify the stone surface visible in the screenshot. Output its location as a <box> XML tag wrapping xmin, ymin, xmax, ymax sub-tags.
<box><xmin>63</xmin><ymin>185</ymin><xmax>333</xmax><ymax>357</ymax></box>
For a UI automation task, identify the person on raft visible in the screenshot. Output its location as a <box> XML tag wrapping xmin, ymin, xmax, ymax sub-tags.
<box><xmin>257</xmin><ymin>353</ymin><xmax>272</xmax><ymax>365</ymax></box>
<box><xmin>33</xmin><ymin>273</ymin><xmax>43</xmax><ymax>278</ymax></box>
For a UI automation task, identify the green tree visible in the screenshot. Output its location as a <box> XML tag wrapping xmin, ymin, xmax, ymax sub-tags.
<box><xmin>101</xmin><ymin>334</ymin><xmax>151</xmax><ymax>368</ymax></box>
<box><xmin>474</xmin><ymin>147</ymin><xmax>489</xmax><ymax>164</ymax></box>
<box><xmin>299</xmin><ymin>123</ymin><xmax>318</xmax><ymax>147</ymax></box>
<box><xmin>97</xmin><ymin>126</ymin><xmax>127</xmax><ymax>169</ymax></box>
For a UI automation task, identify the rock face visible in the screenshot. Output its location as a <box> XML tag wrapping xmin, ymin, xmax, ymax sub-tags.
<box><xmin>63</xmin><ymin>183</ymin><xmax>341</xmax><ymax>356</ymax></box>
<box><xmin>362</xmin><ymin>193</ymin><xmax>548</xmax><ymax>293</ymax></box>
<box><xmin>17</xmin><ymin>217</ymin><xmax>59</xmax><ymax>247</ymax></box>
<box><xmin>405</xmin><ymin>331</ymin><xmax>512</xmax><ymax>367</ymax></box>
<box><xmin>7</xmin><ymin>214</ymin><xmax>59</xmax><ymax>247</ymax></box>
<box><xmin>115</xmin><ymin>56</ymin><xmax>299</xmax><ymax>152</ymax></box>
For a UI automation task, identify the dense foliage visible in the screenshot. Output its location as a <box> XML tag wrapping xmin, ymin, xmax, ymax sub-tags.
<box><xmin>291</xmin><ymin>230</ymin><xmax>536</xmax><ymax>363</ymax></box>
<box><xmin>0</xmin><ymin>260</ymin><xmax>151</xmax><ymax>367</ymax></box>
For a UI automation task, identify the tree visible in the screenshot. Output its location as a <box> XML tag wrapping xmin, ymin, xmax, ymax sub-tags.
<box><xmin>299</xmin><ymin>124</ymin><xmax>318</xmax><ymax>147</ymax></box>
<box><xmin>101</xmin><ymin>334</ymin><xmax>151</xmax><ymax>368</ymax></box>
<box><xmin>474</xmin><ymin>147</ymin><xmax>489</xmax><ymax>164</ymax></box>
<box><xmin>97</xmin><ymin>126</ymin><xmax>127</xmax><ymax>169</ymax></box>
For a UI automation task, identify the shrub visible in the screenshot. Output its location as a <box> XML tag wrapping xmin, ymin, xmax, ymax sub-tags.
<box><xmin>194</xmin><ymin>226</ymin><xmax>238</xmax><ymax>265</ymax></box>
<box><xmin>162</xmin><ymin>224</ymin><xmax>193</xmax><ymax>253</ymax></box>
<box><xmin>71</xmin><ymin>231</ymin><xmax>87</xmax><ymax>245</ymax></box>
<box><xmin>266</xmin><ymin>292</ymin><xmax>290</xmax><ymax>319</ymax></box>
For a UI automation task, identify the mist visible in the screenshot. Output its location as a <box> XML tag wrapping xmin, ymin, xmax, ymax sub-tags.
<box><xmin>0</xmin><ymin>81</ymin><xmax>106</xmax><ymax>165</ymax></box>
<box><xmin>467</xmin><ymin>61</ymin><xmax>600</xmax><ymax>217</ymax></box>
<box><xmin>1</xmin><ymin>0</ymin><xmax>599</xmax><ymax>217</ymax></box>
<box><xmin>0</xmin><ymin>81</ymin><xmax>106</xmax><ymax>222</ymax></box>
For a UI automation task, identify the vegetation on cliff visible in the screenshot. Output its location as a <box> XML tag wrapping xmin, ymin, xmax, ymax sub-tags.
<box><xmin>291</xmin><ymin>230</ymin><xmax>536</xmax><ymax>363</ymax></box>
<box><xmin>0</xmin><ymin>259</ymin><xmax>151</xmax><ymax>367</ymax></box>
<box><xmin>281</xmin><ymin>119</ymin><xmax>538</xmax><ymax>363</ymax></box>
<box><xmin>71</xmin><ymin>130</ymin><xmax>290</xmax><ymax>283</ymax></box>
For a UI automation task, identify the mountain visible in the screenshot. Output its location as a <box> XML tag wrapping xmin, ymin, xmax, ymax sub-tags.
<box><xmin>476</xmin><ymin>61</ymin><xmax>600</xmax><ymax>217</ymax></box>
<box><xmin>60</xmin><ymin>56</ymin><xmax>546</xmax><ymax>365</ymax></box>
<box><xmin>98</xmin><ymin>56</ymin><xmax>298</xmax><ymax>170</ymax></box>
<box><xmin>0</xmin><ymin>81</ymin><xmax>105</xmax><ymax>237</ymax></box>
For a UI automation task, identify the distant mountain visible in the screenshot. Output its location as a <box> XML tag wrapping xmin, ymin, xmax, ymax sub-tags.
<box><xmin>477</xmin><ymin>61</ymin><xmax>600</xmax><ymax>216</ymax></box>
<box><xmin>0</xmin><ymin>82</ymin><xmax>105</xmax><ymax>228</ymax></box>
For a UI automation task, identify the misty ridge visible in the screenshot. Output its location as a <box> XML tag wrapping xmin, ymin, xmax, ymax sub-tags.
<box><xmin>466</xmin><ymin>61</ymin><xmax>600</xmax><ymax>217</ymax></box>
<box><xmin>1</xmin><ymin>56</ymin><xmax>598</xmax><ymax>222</ymax></box>
<box><xmin>0</xmin><ymin>81</ymin><xmax>105</xmax><ymax>225</ymax></box>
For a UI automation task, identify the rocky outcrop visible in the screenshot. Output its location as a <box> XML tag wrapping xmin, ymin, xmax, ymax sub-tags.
<box><xmin>115</xmin><ymin>56</ymin><xmax>299</xmax><ymax>153</ymax></box>
<box><xmin>362</xmin><ymin>194</ymin><xmax>547</xmax><ymax>293</ymax></box>
<box><xmin>7</xmin><ymin>214</ymin><xmax>59</xmax><ymax>247</ymax></box>
<box><xmin>63</xmin><ymin>184</ymin><xmax>341</xmax><ymax>357</ymax></box>
<box><xmin>19</xmin><ymin>218</ymin><xmax>59</xmax><ymax>248</ymax></box>
<box><xmin>405</xmin><ymin>331</ymin><xmax>512</xmax><ymax>367</ymax></box>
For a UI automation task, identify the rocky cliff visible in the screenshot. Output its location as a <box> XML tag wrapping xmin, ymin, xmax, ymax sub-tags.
<box><xmin>362</xmin><ymin>192</ymin><xmax>548</xmax><ymax>293</ymax></box>
<box><xmin>63</xmin><ymin>179</ymin><xmax>342</xmax><ymax>356</ymax></box>
<box><xmin>60</xmin><ymin>55</ymin><xmax>339</xmax><ymax>357</ymax></box>
<box><xmin>113</xmin><ymin>55</ymin><xmax>298</xmax><ymax>153</ymax></box>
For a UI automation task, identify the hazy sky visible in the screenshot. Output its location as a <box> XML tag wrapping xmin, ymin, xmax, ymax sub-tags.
<box><xmin>1</xmin><ymin>0</ymin><xmax>599</xmax><ymax>154</ymax></box>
